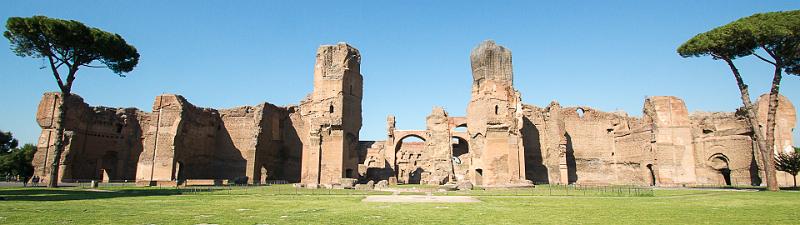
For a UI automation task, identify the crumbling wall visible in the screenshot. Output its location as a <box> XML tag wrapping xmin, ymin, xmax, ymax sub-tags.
<box><xmin>689</xmin><ymin>111</ymin><xmax>756</xmax><ymax>186</ymax></box>
<box><xmin>421</xmin><ymin>107</ymin><xmax>454</xmax><ymax>184</ymax></box>
<box><xmin>215</xmin><ymin>105</ymin><xmax>262</xmax><ymax>183</ymax></box>
<box><xmin>33</xmin><ymin>93</ymin><xmax>145</xmax><ymax>184</ymax></box>
<box><xmin>136</xmin><ymin>95</ymin><xmax>187</xmax><ymax>183</ymax></box>
<box><xmin>560</xmin><ymin>106</ymin><xmax>647</xmax><ymax>185</ymax></box>
<box><xmin>466</xmin><ymin>40</ymin><xmax>526</xmax><ymax>186</ymax></box>
<box><xmin>300</xmin><ymin>43</ymin><xmax>363</xmax><ymax>185</ymax></box>
<box><xmin>644</xmin><ymin>96</ymin><xmax>698</xmax><ymax>185</ymax></box>
<box><xmin>173</xmin><ymin>102</ymin><xmax>219</xmax><ymax>180</ymax></box>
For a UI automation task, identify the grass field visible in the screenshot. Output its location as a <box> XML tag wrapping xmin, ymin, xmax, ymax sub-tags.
<box><xmin>0</xmin><ymin>185</ymin><xmax>798</xmax><ymax>224</ymax></box>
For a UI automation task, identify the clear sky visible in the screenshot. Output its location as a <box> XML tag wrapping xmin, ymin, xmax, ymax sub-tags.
<box><xmin>2</xmin><ymin>1</ymin><xmax>800</xmax><ymax>145</ymax></box>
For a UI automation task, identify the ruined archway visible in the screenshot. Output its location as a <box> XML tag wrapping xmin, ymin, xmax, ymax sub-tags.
<box><xmin>451</xmin><ymin>136</ymin><xmax>471</xmax><ymax>181</ymax></box>
<box><xmin>394</xmin><ymin>134</ymin><xmax>426</xmax><ymax>184</ymax></box>
<box><xmin>452</xmin><ymin>136</ymin><xmax>469</xmax><ymax>158</ymax></box>
<box><xmin>709</xmin><ymin>154</ymin><xmax>732</xmax><ymax>186</ymax></box>
<box><xmin>100</xmin><ymin>151</ymin><xmax>119</xmax><ymax>181</ymax></box>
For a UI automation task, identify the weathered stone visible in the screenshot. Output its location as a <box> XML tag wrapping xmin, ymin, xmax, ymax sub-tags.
<box><xmin>354</xmin><ymin>183</ymin><xmax>372</xmax><ymax>190</ymax></box>
<box><xmin>456</xmin><ymin>181</ymin><xmax>473</xmax><ymax>190</ymax></box>
<box><xmin>29</xmin><ymin>40</ymin><xmax>797</xmax><ymax>189</ymax></box>
<box><xmin>340</xmin><ymin>178</ymin><xmax>357</xmax><ymax>189</ymax></box>
<box><xmin>366</xmin><ymin>180</ymin><xmax>375</xmax><ymax>189</ymax></box>
<box><xmin>375</xmin><ymin>180</ymin><xmax>388</xmax><ymax>189</ymax></box>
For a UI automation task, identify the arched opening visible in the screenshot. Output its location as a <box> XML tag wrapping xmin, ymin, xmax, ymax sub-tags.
<box><xmin>395</xmin><ymin>134</ymin><xmax>426</xmax><ymax>184</ymax></box>
<box><xmin>646</xmin><ymin>164</ymin><xmax>656</xmax><ymax>186</ymax></box>
<box><xmin>709</xmin><ymin>154</ymin><xmax>732</xmax><ymax>186</ymax></box>
<box><xmin>100</xmin><ymin>151</ymin><xmax>118</xmax><ymax>181</ymax></box>
<box><xmin>576</xmin><ymin>108</ymin><xmax>585</xmax><ymax>119</ymax></box>
<box><xmin>329</xmin><ymin>105</ymin><xmax>334</xmax><ymax>113</ymax></box>
<box><xmin>453</xmin><ymin>124</ymin><xmax>468</xmax><ymax>133</ymax></box>
<box><xmin>495</xmin><ymin>105</ymin><xmax>499</xmax><ymax>115</ymax></box>
<box><xmin>451</xmin><ymin>136</ymin><xmax>471</xmax><ymax>181</ymax></box>
<box><xmin>452</xmin><ymin>137</ymin><xmax>469</xmax><ymax>159</ymax></box>
<box><xmin>474</xmin><ymin>168</ymin><xmax>483</xmax><ymax>186</ymax></box>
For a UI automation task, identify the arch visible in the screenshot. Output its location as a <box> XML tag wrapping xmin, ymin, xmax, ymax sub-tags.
<box><xmin>495</xmin><ymin>105</ymin><xmax>499</xmax><ymax>115</ymax></box>
<box><xmin>100</xmin><ymin>151</ymin><xmax>119</xmax><ymax>181</ymax></box>
<box><xmin>453</xmin><ymin>124</ymin><xmax>468</xmax><ymax>133</ymax></box>
<box><xmin>393</xmin><ymin>132</ymin><xmax>426</xmax><ymax>184</ymax></box>
<box><xmin>646</xmin><ymin>164</ymin><xmax>656</xmax><ymax>186</ymax></box>
<box><xmin>393</xmin><ymin>131</ymin><xmax>427</xmax><ymax>147</ymax></box>
<box><xmin>708</xmin><ymin>153</ymin><xmax>731</xmax><ymax>186</ymax></box>
<box><xmin>576</xmin><ymin>108</ymin><xmax>585</xmax><ymax>119</ymax></box>
<box><xmin>452</xmin><ymin>136</ymin><xmax>469</xmax><ymax>158</ymax></box>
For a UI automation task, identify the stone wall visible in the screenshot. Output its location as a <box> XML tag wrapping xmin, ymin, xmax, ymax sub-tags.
<box><xmin>33</xmin><ymin>93</ymin><xmax>146</xmax><ymax>184</ymax></box>
<box><xmin>31</xmin><ymin>40</ymin><xmax>797</xmax><ymax>188</ymax></box>
<box><xmin>33</xmin><ymin>43</ymin><xmax>363</xmax><ymax>186</ymax></box>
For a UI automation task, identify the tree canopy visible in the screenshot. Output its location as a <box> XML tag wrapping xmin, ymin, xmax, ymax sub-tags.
<box><xmin>0</xmin><ymin>144</ymin><xmax>36</xmax><ymax>181</ymax></box>
<box><xmin>0</xmin><ymin>130</ymin><xmax>19</xmax><ymax>154</ymax></box>
<box><xmin>3</xmin><ymin>15</ymin><xmax>140</xmax><ymax>92</ymax></box>
<box><xmin>775</xmin><ymin>147</ymin><xmax>800</xmax><ymax>187</ymax></box>
<box><xmin>677</xmin><ymin>10</ymin><xmax>800</xmax><ymax>73</ymax></box>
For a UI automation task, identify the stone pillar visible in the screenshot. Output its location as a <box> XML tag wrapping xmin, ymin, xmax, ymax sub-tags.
<box><xmin>136</xmin><ymin>95</ymin><xmax>185</xmax><ymax>185</ymax></box>
<box><xmin>466</xmin><ymin>40</ymin><xmax>526</xmax><ymax>186</ymax></box>
<box><xmin>300</xmin><ymin>43</ymin><xmax>363</xmax><ymax>185</ymax></box>
<box><xmin>644</xmin><ymin>96</ymin><xmax>698</xmax><ymax>185</ymax></box>
<box><xmin>424</xmin><ymin>107</ymin><xmax>454</xmax><ymax>184</ymax></box>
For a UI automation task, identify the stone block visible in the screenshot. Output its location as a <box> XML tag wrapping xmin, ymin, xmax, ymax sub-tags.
<box><xmin>375</xmin><ymin>180</ymin><xmax>388</xmax><ymax>189</ymax></box>
<box><xmin>340</xmin><ymin>178</ymin><xmax>357</xmax><ymax>189</ymax></box>
<box><xmin>456</xmin><ymin>181</ymin><xmax>473</xmax><ymax>190</ymax></box>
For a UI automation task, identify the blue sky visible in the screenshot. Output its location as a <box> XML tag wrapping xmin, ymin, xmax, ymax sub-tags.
<box><xmin>2</xmin><ymin>1</ymin><xmax>800</xmax><ymax>144</ymax></box>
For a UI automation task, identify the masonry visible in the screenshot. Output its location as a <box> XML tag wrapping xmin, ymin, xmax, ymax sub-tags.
<box><xmin>31</xmin><ymin>41</ymin><xmax>797</xmax><ymax>187</ymax></box>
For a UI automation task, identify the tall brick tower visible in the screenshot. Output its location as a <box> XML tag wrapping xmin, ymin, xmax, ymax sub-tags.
<box><xmin>300</xmin><ymin>43</ymin><xmax>363</xmax><ymax>185</ymax></box>
<box><xmin>466</xmin><ymin>40</ymin><xmax>526</xmax><ymax>186</ymax></box>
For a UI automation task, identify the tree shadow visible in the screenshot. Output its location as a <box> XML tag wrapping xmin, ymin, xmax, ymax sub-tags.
<box><xmin>0</xmin><ymin>188</ymin><xmax>184</xmax><ymax>201</ymax></box>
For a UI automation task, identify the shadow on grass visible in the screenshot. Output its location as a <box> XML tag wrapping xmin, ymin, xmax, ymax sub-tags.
<box><xmin>0</xmin><ymin>188</ymin><xmax>184</xmax><ymax>201</ymax></box>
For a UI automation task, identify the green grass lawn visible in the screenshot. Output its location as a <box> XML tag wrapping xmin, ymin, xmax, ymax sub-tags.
<box><xmin>0</xmin><ymin>185</ymin><xmax>798</xmax><ymax>224</ymax></box>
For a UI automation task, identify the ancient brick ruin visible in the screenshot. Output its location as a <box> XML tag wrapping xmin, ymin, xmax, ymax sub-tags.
<box><xmin>31</xmin><ymin>41</ymin><xmax>798</xmax><ymax>187</ymax></box>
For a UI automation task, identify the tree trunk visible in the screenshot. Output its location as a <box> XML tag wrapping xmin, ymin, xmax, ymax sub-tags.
<box><xmin>723</xmin><ymin>59</ymin><xmax>774</xmax><ymax>190</ymax></box>
<box><xmin>764</xmin><ymin>66</ymin><xmax>783</xmax><ymax>191</ymax></box>
<box><xmin>47</xmin><ymin>92</ymin><xmax>69</xmax><ymax>188</ymax></box>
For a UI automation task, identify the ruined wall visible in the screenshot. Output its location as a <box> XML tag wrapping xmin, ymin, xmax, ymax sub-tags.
<box><xmin>756</xmin><ymin>94</ymin><xmax>797</xmax><ymax>186</ymax></box>
<box><xmin>136</xmin><ymin>95</ymin><xmax>189</xmax><ymax>183</ymax></box>
<box><xmin>559</xmin><ymin>107</ymin><xmax>648</xmax><ymax>185</ymax></box>
<box><xmin>33</xmin><ymin>93</ymin><xmax>145</xmax><ymax>184</ymax></box>
<box><xmin>643</xmin><ymin>96</ymin><xmax>698</xmax><ymax>185</ymax></box>
<box><xmin>466</xmin><ymin>40</ymin><xmax>526</xmax><ymax>186</ymax></box>
<box><xmin>31</xmin><ymin>41</ymin><xmax>797</xmax><ymax>188</ymax></box>
<box><xmin>689</xmin><ymin>111</ymin><xmax>756</xmax><ymax>186</ymax></box>
<box><xmin>300</xmin><ymin>43</ymin><xmax>363</xmax><ymax>185</ymax></box>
